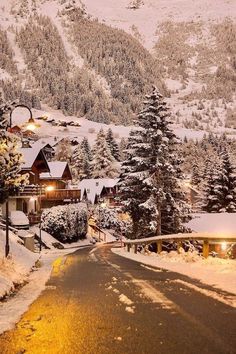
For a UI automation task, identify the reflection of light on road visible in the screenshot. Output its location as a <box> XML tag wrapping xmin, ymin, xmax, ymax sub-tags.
<box><xmin>51</xmin><ymin>256</ymin><xmax>76</xmax><ymax>277</ymax></box>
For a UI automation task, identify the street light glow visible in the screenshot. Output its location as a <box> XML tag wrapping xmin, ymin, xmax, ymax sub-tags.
<box><xmin>221</xmin><ymin>242</ymin><xmax>227</xmax><ymax>251</ymax></box>
<box><xmin>25</xmin><ymin>117</ymin><xmax>41</xmax><ymax>131</ymax></box>
<box><xmin>46</xmin><ymin>185</ymin><xmax>55</xmax><ymax>192</ymax></box>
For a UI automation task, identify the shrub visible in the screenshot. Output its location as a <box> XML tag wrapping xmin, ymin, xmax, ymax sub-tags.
<box><xmin>41</xmin><ymin>203</ymin><xmax>88</xmax><ymax>243</ymax></box>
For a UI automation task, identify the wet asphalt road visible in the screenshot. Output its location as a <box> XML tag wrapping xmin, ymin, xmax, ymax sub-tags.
<box><xmin>0</xmin><ymin>244</ymin><xmax>236</xmax><ymax>354</ymax></box>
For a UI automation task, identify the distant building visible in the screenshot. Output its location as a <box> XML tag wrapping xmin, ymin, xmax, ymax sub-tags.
<box><xmin>78</xmin><ymin>178</ymin><xmax>120</xmax><ymax>206</ymax></box>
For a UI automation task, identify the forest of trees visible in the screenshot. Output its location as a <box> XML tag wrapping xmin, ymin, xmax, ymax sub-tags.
<box><xmin>0</xmin><ymin>11</ymin><xmax>165</xmax><ymax>126</ymax></box>
<box><xmin>182</xmin><ymin>133</ymin><xmax>236</xmax><ymax>212</ymax></box>
<box><xmin>54</xmin><ymin>129</ymin><xmax>125</xmax><ymax>182</ymax></box>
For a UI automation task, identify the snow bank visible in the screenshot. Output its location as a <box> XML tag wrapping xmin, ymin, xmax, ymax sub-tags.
<box><xmin>112</xmin><ymin>248</ymin><xmax>236</xmax><ymax>295</ymax></box>
<box><xmin>0</xmin><ymin>230</ymin><xmax>38</xmax><ymax>299</ymax></box>
<box><xmin>30</xmin><ymin>227</ymin><xmax>64</xmax><ymax>249</ymax></box>
<box><xmin>186</xmin><ymin>213</ymin><xmax>236</xmax><ymax>234</ymax></box>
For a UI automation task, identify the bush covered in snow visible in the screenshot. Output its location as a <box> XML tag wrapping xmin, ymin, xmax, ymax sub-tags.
<box><xmin>41</xmin><ymin>203</ymin><xmax>88</xmax><ymax>243</ymax></box>
<box><xmin>94</xmin><ymin>206</ymin><xmax>131</xmax><ymax>235</ymax></box>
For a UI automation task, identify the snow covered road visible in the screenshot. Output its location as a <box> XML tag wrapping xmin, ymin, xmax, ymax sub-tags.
<box><xmin>0</xmin><ymin>244</ymin><xmax>235</xmax><ymax>354</ymax></box>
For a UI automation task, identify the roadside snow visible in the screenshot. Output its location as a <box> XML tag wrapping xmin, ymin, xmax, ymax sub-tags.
<box><xmin>30</xmin><ymin>227</ymin><xmax>64</xmax><ymax>249</ymax></box>
<box><xmin>112</xmin><ymin>248</ymin><xmax>236</xmax><ymax>295</ymax></box>
<box><xmin>0</xmin><ymin>230</ymin><xmax>38</xmax><ymax>299</ymax></box>
<box><xmin>119</xmin><ymin>293</ymin><xmax>133</xmax><ymax>305</ymax></box>
<box><xmin>186</xmin><ymin>213</ymin><xmax>236</xmax><ymax>235</ymax></box>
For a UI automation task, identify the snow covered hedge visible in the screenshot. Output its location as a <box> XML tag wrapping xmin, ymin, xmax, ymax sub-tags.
<box><xmin>41</xmin><ymin>203</ymin><xmax>88</xmax><ymax>243</ymax></box>
<box><xmin>94</xmin><ymin>206</ymin><xmax>131</xmax><ymax>235</ymax></box>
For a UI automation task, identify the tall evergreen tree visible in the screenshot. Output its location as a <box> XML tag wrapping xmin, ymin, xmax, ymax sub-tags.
<box><xmin>80</xmin><ymin>137</ymin><xmax>92</xmax><ymax>161</ymax></box>
<box><xmin>119</xmin><ymin>86</ymin><xmax>188</xmax><ymax>238</ymax></box>
<box><xmin>200</xmin><ymin>151</ymin><xmax>236</xmax><ymax>212</ymax></box>
<box><xmin>119</xmin><ymin>137</ymin><xmax>128</xmax><ymax>161</ymax></box>
<box><xmin>106</xmin><ymin>128</ymin><xmax>120</xmax><ymax>161</ymax></box>
<box><xmin>91</xmin><ymin>129</ymin><xmax>119</xmax><ymax>178</ymax></box>
<box><xmin>0</xmin><ymin>102</ymin><xmax>28</xmax><ymax>202</ymax></box>
<box><xmin>71</xmin><ymin>142</ymin><xmax>91</xmax><ymax>182</ymax></box>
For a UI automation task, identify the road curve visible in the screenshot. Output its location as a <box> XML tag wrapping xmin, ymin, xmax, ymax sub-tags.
<box><xmin>0</xmin><ymin>244</ymin><xmax>235</xmax><ymax>354</ymax></box>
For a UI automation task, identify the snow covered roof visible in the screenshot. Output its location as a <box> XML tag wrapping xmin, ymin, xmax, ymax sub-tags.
<box><xmin>32</xmin><ymin>137</ymin><xmax>60</xmax><ymax>149</ymax></box>
<box><xmin>40</xmin><ymin>161</ymin><xmax>70</xmax><ymax>179</ymax></box>
<box><xmin>20</xmin><ymin>146</ymin><xmax>48</xmax><ymax>170</ymax></box>
<box><xmin>78</xmin><ymin>178</ymin><xmax>120</xmax><ymax>204</ymax></box>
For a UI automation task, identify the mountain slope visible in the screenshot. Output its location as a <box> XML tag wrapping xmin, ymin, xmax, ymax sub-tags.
<box><xmin>0</xmin><ymin>0</ymin><xmax>235</xmax><ymax>133</ymax></box>
<box><xmin>0</xmin><ymin>0</ymin><xmax>164</xmax><ymax>125</ymax></box>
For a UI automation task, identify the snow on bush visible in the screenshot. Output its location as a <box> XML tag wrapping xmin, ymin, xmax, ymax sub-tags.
<box><xmin>94</xmin><ymin>206</ymin><xmax>131</xmax><ymax>235</ymax></box>
<box><xmin>41</xmin><ymin>203</ymin><xmax>88</xmax><ymax>243</ymax></box>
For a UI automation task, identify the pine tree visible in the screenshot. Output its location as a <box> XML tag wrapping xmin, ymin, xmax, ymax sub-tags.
<box><xmin>0</xmin><ymin>101</ymin><xmax>27</xmax><ymax>202</ymax></box>
<box><xmin>119</xmin><ymin>86</ymin><xmax>188</xmax><ymax>238</ymax></box>
<box><xmin>80</xmin><ymin>137</ymin><xmax>92</xmax><ymax>161</ymax></box>
<box><xmin>218</xmin><ymin>151</ymin><xmax>236</xmax><ymax>212</ymax></box>
<box><xmin>200</xmin><ymin>165</ymin><xmax>221</xmax><ymax>212</ymax></box>
<box><xmin>200</xmin><ymin>151</ymin><xmax>236</xmax><ymax>212</ymax></box>
<box><xmin>71</xmin><ymin>143</ymin><xmax>91</xmax><ymax>182</ymax></box>
<box><xmin>91</xmin><ymin>129</ymin><xmax>119</xmax><ymax>178</ymax></box>
<box><xmin>119</xmin><ymin>137</ymin><xmax>128</xmax><ymax>161</ymax></box>
<box><xmin>106</xmin><ymin>128</ymin><xmax>120</xmax><ymax>161</ymax></box>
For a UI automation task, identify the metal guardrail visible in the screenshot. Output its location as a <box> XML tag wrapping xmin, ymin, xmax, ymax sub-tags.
<box><xmin>124</xmin><ymin>232</ymin><xmax>236</xmax><ymax>258</ymax></box>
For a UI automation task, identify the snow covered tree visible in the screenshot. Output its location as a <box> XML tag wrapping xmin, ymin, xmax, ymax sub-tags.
<box><xmin>91</xmin><ymin>129</ymin><xmax>119</xmax><ymax>178</ymax></box>
<box><xmin>106</xmin><ymin>128</ymin><xmax>120</xmax><ymax>161</ymax></box>
<box><xmin>71</xmin><ymin>143</ymin><xmax>91</xmax><ymax>182</ymax></box>
<box><xmin>80</xmin><ymin>137</ymin><xmax>92</xmax><ymax>161</ymax></box>
<box><xmin>0</xmin><ymin>102</ymin><xmax>28</xmax><ymax>203</ymax></box>
<box><xmin>200</xmin><ymin>151</ymin><xmax>236</xmax><ymax>212</ymax></box>
<box><xmin>119</xmin><ymin>137</ymin><xmax>128</xmax><ymax>161</ymax></box>
<box><xmin>119</xmin><ymin>86</ymin><xmax>188</xmax><ymax>238</ymax></box>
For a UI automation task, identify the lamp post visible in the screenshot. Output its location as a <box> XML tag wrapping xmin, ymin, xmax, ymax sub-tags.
<box><xmin>4</xmin><ymin>104</ymin><xmax>38</xmax><ymax>257</ymax></box>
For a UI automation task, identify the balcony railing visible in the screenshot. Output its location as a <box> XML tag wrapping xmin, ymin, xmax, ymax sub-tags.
<box><xmin>10</xmin><ymin>185</ymin><xmax>81</xmax><ymax>201</ymax></box>
<box><xmin>43</xmin><ymin>189</ymin><xmax>81</xmax><ymax>201</ymax></box>
<box><xmin>12</xmin><ymin>185</ymin><xmax>45</xmax><ymax>197</ymax></box>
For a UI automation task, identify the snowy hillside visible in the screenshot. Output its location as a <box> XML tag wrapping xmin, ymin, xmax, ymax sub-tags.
<box><xmin>82</xmin><ymin>0</ymin><xmax>236</xmax><ymax>49</ymax></box>
<box><xmin>0</xmin><ymin>0</ymin><xmax>235</xmax><ymax>135</ymax></box>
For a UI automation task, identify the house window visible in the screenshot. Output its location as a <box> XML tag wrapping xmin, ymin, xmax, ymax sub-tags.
<box><xmin>87</xmin><ymin>189</ymin><xmax>90</xmax><ymax>193</ymax></box>
<box><xmin>96</xmin><ymin>182</ymin><xmax>99</xmax><ymax>186</ymax></box>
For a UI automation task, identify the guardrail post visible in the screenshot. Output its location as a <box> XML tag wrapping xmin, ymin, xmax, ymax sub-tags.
<box><xmin>177</xmin><ymin>240</ymin><xmax>181</xmax><ymax>254</ymax></box>
<box><xmin>134</xmin><ymin>244</ymin><xmax>138</xmax><ymax>254</ymax></box>
<box><xmin>203</xmin><ymin>240</ymin><xmax>209</xmax><ymax>258</ymax></box>
<box><xmin>127</xmin><ymin>244</ymin><xmax>131</xmax><ymax>252</ymax></box>
<box><xmin>157</xmin><ymin>240</ymin><xmax>162</xmax><ymax>254</ymax></box>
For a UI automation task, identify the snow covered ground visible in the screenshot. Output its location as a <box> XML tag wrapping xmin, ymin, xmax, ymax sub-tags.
<box><xmin>112</xmin><ymin>247</ymin><xmax>236</xmax><ymax>297</ymax></box>
<box><xmin>186</xmin><ymin>213</ymin><xmax>236</xmax><ymax>235</ymax></box>
<box><xmin>81</xmin><ymin>0</ymin><xmax>236</xmax><ymax>50</ymax></box>
<box><xmin>0</xmin><ymin>230</ymin><xmax>38</xmax><ymax>299</ymax></box>
<box><xmin>13</xmin><ymin>105</ymin><xmax>233</xmax><ymax>144</ymax></box>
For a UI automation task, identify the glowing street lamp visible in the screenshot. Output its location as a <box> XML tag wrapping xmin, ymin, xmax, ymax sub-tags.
<box><xmin>25</xmin><ymin>117</ymin><xmax>40</xmax><ymax>131</ymax></box>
